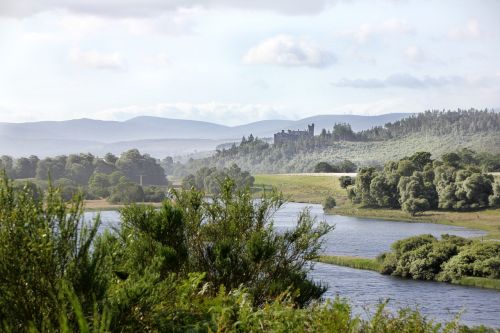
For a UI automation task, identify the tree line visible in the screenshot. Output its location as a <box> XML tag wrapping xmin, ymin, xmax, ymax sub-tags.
<box><xmin>179</xmin><ymin>109</ymin><xmax>500</xmax><ymax>175</ymax></box>
<box><xmin>0</xmin><ymin>149</ymin><xmax>169</xmax><ymax>203</ymax></box>
<box><xmin>182</xmin><ymin>163</ymin><xmax>255</xmax><ymax>194</ymax></box>
<box><xmin>346</xmin><ymin>150</ymin><xmax>500</xmax><ymax>216</ymax></box>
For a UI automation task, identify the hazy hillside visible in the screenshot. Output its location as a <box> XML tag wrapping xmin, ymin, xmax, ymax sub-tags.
<box><xmin>0</xmin><ymin>136</ymin><xmax>230</xmax><ymax>158</ymax></box>
<box><xmin>0</xmin><ymin>113</ymin><xmax>411</xmax><ymax>157</ymax></box>
<box><xmin>182</xmin><ymin>110</ymin><xmax>500</xmax><ymax>174</ymax></box>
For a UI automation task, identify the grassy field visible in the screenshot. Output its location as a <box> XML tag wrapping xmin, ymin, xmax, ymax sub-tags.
<box><xmin>84</xmin><ymin>199</ymin><xmax>161</xmax><ymax>211</ymax></box>
<box><xmin>254</xmin><ymin>174</ymin><xmax>348</xmax><ymax>205</ymax></box>
<box><xmin>255</xmin><ymin>173</ymin><xmax>500</xmax><ymax>239</ymax></box>
<box><xmin>316</xmin><ymin>255</ymin><xmax>382</xmax><ymax>272</ymax></box>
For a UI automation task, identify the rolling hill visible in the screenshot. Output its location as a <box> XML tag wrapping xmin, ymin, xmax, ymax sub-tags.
<box><xmin>0</xmin><ymin>113</ymin><xmax>411</xmax><ymax>157</ymax></box>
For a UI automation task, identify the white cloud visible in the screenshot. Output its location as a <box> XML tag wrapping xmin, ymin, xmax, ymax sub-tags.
<box><xmin>69</xmin><ymin>48</ymin><xmax>126</xmax><ymax>71</ymax></box>
<box><xmin>333</xmin><ymin>74</ymin><xmax>465</xmax><ymax>89</ymax></box>
<box><xmin>95</xmin><ymin>102</ymin><xmax>293</xmax><ymax>125</ymax></box>
<box><xmin>328</xmin><ymin>98</ymin><xmax>413</xmax><ymax>116</ymax></box>
<box><xmin>345</xmin><ymin>19</ymin><xmax>415</xmax><ymax>43</ymax></box>
<box><xmin>121</xmin><ymin>10</ymin><xmax>197</xmax><ymax>35</ymax></box>
<box><xmin>449</xmin><ymin>19</ymin><xmax>480</xmax><ymax>39</ymax></box>
<box><xmin>242</xmin><ymin>35</ymin><xmax>335</xmax><ymax>68</ymax></box>
<box><xmin>154</xmin><ymin>52</ymin><xmax>171</xmax><ymax>66</ymax></box>
<box><xmin>404</xmin><ymin>46</ymin><xmax>427</xmax><ymax>63</ymax></box>
<box><xmin>59</xmin><ymin>14</ymin><xmax>106</xmax><ymax>38</ymax></box>
<box><xmin>0</xmin><ymin>0</ymin><xmax>339</xmax><ymax>18</ymax></box>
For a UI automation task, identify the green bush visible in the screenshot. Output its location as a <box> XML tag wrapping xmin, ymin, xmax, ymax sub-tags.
<box><xmin>323</xmin><ymin>196</ymin><xmax>336</xmax><ymax>209</ymax></box>
<box><xmin>0</xmin><ymin>176</ymin><xmax>107</xmax><ymax>330</ymax></box>
<box><xmin>380</xmin><ymin>234</ymin><xmax>499</xmax><ymax>284</ymax></box>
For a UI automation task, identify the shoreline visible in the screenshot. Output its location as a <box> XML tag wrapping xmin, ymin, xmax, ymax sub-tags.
<box><xmin>316</xmin><ymin>255</ymin><xmax>500</xmax><ymax>291</ymax></box>
<box><xmin>329</xmin><ymin>206</ymin><xmax>500</xmax><ymax>240</ymax></box>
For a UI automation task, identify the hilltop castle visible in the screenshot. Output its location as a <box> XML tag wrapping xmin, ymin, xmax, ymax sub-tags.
<box><xmin>274</xmin><ymin>124</ymin><xmax>314</xmax><ymax>145</ymax></box>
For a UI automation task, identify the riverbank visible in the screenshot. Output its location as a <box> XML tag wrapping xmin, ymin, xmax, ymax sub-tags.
<box><xmin>84</xmin><ymin>199</ymin><xmax>161</xmax><ymax>211</ymax></box>
<box><xmin>254</xmin><ymin>173</ymin><xmax>500</xmax><ymax>239</ymax></box>
<box><xmin>316</xmin><ymin>255</ymin><xmax>500</xmax><ymax>291</ymax></box>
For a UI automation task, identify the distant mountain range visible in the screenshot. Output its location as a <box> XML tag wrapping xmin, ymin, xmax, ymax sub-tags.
<box><xmin>0</xmin><ymin>113</ymin><xmax>412</xmax><ymax>157</ymax></box>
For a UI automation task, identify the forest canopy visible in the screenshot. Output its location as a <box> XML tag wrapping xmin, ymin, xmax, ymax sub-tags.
<box><xmin>178</xmin><ymin>109</ymin><xmax>500</xmax><ymax>175</ymax></box>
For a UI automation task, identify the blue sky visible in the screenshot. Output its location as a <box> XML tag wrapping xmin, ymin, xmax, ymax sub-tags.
<box><xmin>0</xmin><ymin>0</ymin><xmax>499</xmax><ymax>125</ymax></box>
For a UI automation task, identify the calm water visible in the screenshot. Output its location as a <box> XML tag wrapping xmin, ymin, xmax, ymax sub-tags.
<box><xmin>84</xmin><ymin>204</ymin><xmax>499</xmax><ymax>328</ymax></box>
<box><xmin>273</xmin><ymin>202</ymin><xmax>487</xmax><ymax>258</ymax></box>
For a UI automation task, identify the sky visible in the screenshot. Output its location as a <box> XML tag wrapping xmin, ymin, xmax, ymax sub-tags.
<box><xmin>0</xmin><ymin>0</ymin><xmax>499</xmax><ymax>125</ymax></box>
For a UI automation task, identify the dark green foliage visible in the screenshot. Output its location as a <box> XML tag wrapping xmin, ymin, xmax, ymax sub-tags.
<box><xmin>109</xmin><ymin>180</ymin><xmax>145</xmax><ymax>204</ymax></box>
<box><xmin>323</xmin><ymin>196</ymin><xmax>336</xmax><ymax>209</ymax></box>
<box><xmin>0</xmin><ymin>176</ymin><xmax>107</xmax><ymax>330</ymax></box>
<box><xmin>88</xmin><ymin>172</ymin><xmax>111</xmax><ymax>198</ymax></box>
<box><xmin>339</xmin><ymin>175</ymin><xmax>354</xmax><ymax>189</ymax></box>
<box><xmin>143</xmin><ymin>186</ymin><xmax>167</xmax><ymax>202</ymax></box>
<box><xmin>353</xmin><ymin>167</ymin><xmax>378</xmax><ymax>206</ymax></box>
<box><xmin>489</xmin><ymin>181</ymin><xmax>500</xmax><ymax>207</ymax></box>
<box><xmin>440</xmin><ymin>242</ymin><xmax>500</xmax><ymax>282</ymax></box>
<box><xmin>380</xmin><ymin>234</ymin><xmax>499</xmax><ymax>283</ymax></box>
<box><xmin>349</xmin><ymin>152</ymin><xmax>497</xmax><ymax>215</ymax></box>
<box><xmin>2</xmin><ymin>149</ymin><xmax>170</xmax><ymax>202</ymax></box>
<box><xmin>410</xmin><ymin>152</ymin><xmax>433</xmax><ymax>170</ymax></box>
<box><xmin>314</xmin><ymin>160</ymin><xmax>357</xmax><ymax>173</ymax></box>
<box><xmin>182</xmin><ymin>163</ymin><xmax>254</xmax><ymax>194</ymax></box>
<box><xmin>13</xmin><ymin>155</ymin><xmax>38</xmax><ymax>179</ymax></box>
<box><xmin>434</xmin><ymin>166</ymin><xmax>494</xmax><ymax>210</ymax></box>
<box><xmin>116</xmin><ymin>149</ymin><xmax>167</xmax><ymax>185</ymax></box>
<box><xmin>315</xmin><ymin>161</ymin><xmax>335</xmax><ymax>173</ymax></box>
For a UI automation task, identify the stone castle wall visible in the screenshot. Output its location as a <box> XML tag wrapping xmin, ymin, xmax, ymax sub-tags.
<box><xmin>274</xmin><ymin>123</ymin><xmax>314</xmax><ymax>145</ymax></box>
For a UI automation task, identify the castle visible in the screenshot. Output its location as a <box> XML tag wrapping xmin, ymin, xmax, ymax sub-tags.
<box><xmin>274</xmin><ymin>124</ymin><xmax>314</xmax><ymax>145</ymax></box>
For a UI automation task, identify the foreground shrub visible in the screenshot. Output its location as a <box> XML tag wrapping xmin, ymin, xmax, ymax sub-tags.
<box><xmin>1</xmin><ymin>176</ymin><xmax>496</xmax><ymax>332</ymax></box>
<box><xmin>0</xmin><ymin>176</ymin><xmax>107</xmax><ymax>330</ymax></box>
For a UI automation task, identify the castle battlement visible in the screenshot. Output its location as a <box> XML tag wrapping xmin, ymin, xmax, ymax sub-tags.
<box><xmin>274</xmin><ymin>123</ymin><xmax>314</xmax><ymax>145</ymax></box>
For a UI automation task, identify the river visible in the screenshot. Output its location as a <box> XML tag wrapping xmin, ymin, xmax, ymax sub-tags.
<box><xmin>85</xmin><ymin>203</ymin><xmax>499</xmax><ymax>328</ymax></box>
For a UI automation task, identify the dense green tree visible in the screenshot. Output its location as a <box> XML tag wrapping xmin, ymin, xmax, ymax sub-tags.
<box><xmin>339</xmin><ymin>176</ymin><xmax>354</xmax><ymax>189</ymax></box>
<box><xmin>104</xmin><ymin>152</ymin><xmax>118</xmax><ymax>164</ymax></box>
<box><xmin>109</xmin><ymin>180</ymin><xmax>145</xmax><ymax>204</ymax></box>
<box><xmin>13</xmin><ymin>156</ymin><xmax>38</xmax><ymax>179</ymax></box>
<box><xmin>442</xmin><ymin>152</ymin><xmax>461</xmax><ymax>168</ymax></box>
<box><xmin>116</xmin><ymin>149</ymin><xmax>167</xmax><ymax>186</ymax></box>
<box><xmin>88</xmin><ymin>172</ymin><xmax>112</xmax><ymax>198</ymax></box>
<box><xmin>409</xmin><ymin>152</ymin><xmax>433</xmax><ymax>170</ymax></box>
<box><xmin>353</xmin><ymin>167</ymin><xmax>378</xmax><ymax>206</ymax></box>
<box><xmin>94</xmin><ymin>158</ymin><xmax>116</xmax><ymax>174</ymax></box>
<box><xmin>161</xmin><ymin>156</ymin><xmax>174</xmax><ymax>175</ymax></box>
<box><xmin>143</xmin><ymin>186</ymin><xmax>167</xmax><ymax>202</ymax></box>
<box><xmin>36</xmin><ymin>156</ymin><xmax>67</xmax><ymax>180</ymax></box>
<box><xmin>314</xmin><ymin>162</ymin><xmax>334</xmax><ymax>173</ymax></box>
<box><xmin>489</xmin><ymin>181</ymin><xmax>500</xmax><ymax>207</ymax></box>
<box><xmin>183</xmin><ymin>163</ymin><xmax>254</xmax><ymax>194</ymax></box>
<box><xmin>0</xmin><ymin>155</ymin><xmax>15</xmax><ymax>178</ymax></box>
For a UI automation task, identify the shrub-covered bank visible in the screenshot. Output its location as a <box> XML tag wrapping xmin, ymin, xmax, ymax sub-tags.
<box><xmin>317</xmin><ymin>254</ymin><xmax>500</xmax><ymax>291</ymax></box>
<box><xmin>1</xmin><ymin>176</ymin><xmax>496</xmax><ymax>332</ymax></box>
<box><xmin>378</xmin><ymin>235</ymin><xmax>499</xmax><ymax>285</ymax></box>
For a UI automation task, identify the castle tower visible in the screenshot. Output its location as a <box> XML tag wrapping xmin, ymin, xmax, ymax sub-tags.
<box><xmin>308</xmin><ymin>123</ymin><xmax>314</xmax><ymax>136</ymax></box>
